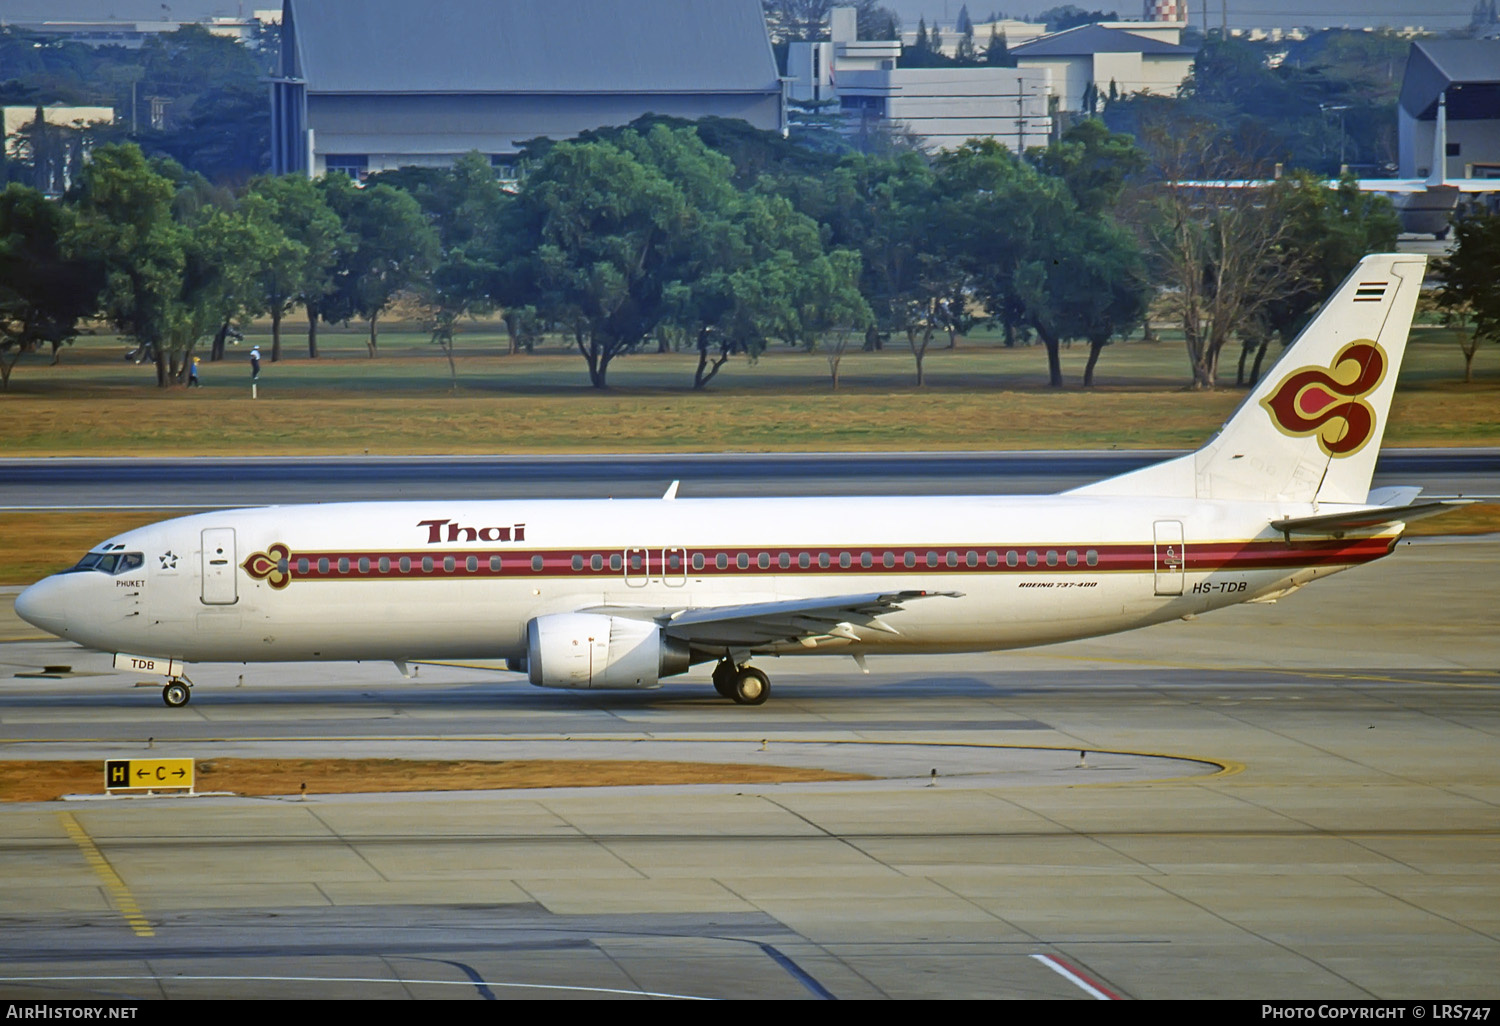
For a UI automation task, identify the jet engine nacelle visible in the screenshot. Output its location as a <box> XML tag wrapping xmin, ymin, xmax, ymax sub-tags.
<box><xmin>526</xmin><ymin>613</ymin><xmax>691</xmax><ymax>690</ymax></box>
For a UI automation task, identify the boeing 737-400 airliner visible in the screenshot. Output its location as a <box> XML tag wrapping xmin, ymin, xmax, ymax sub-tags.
<box><xmin>16</xmin><ymin>254</ymin><xmax>1461</xmax><ymax>707</ymax></box>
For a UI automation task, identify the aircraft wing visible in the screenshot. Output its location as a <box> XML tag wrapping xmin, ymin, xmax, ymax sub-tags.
<box><xmin>594</xmin><ymin>590</ymin><xmax>961</xmax><ymax>648</ymax></box>
<box><xmin>1182</xmin><ymin>178</ymin><xmax>1500</xmax><ymax>194</ymax></box>
<box><xmin>1354</xmin><ymin>178</ymin><xmax>1500</xmax><ymax>194</ymax></box>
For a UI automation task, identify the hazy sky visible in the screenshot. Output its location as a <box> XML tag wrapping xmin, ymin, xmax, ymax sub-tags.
<box><xmin>0</xmin><ymin>1</ymin><xmax>1482</xmax><ymax>34</ymax></box>
<box><xmin>883</xmin><ymin>1</ymin><xmax>1477</xmax><ymax>31</ymax></box>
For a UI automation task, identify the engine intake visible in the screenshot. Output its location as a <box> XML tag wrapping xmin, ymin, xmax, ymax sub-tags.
<box><xmin>526</xmin><ymin>613</ymin><xmax>690</xmax><ymax>689</ymax></box>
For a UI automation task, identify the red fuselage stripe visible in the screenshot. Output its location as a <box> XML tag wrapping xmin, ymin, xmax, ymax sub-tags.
<box><xmin>252</xmin><ymin>538</ymin><xmax>1395</xmax><ymax>583</ymax></box>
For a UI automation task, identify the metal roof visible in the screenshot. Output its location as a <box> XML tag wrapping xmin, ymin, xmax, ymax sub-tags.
<box><xmin>282</xmin><ymin>0</ymin><xmax>781</xmax><ymax>95</ymax></box>
<box><xmin>1399</xmin><ymin>39</ymin><xmax>1500</xmax><ymax>120</ymax></box>
<box><xmin>1008</xmin><ymin>24</ymin><xmax>1195</xmax><ymax>58</ymax></box>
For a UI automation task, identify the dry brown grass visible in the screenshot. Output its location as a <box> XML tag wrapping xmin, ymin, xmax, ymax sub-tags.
<box><xmin>0</xmin><ymin>758</ymin><xmax>870</xmax><ymax>803</ymax></box>
<box><xmin>4</xmin><ymin>390</ymin><xmax>1256</xmax><ymax>454</ymax></box>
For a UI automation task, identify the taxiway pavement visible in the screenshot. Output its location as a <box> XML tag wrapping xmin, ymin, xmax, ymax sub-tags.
<box><xmin>0</xmin><ymin>540</ymin><xmax>1496</xmax><ymax>1000</ymax></box>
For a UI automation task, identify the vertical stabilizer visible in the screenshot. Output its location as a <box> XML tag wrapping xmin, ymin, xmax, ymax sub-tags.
<box><xmin>1072</xmin><ymin>253</ymin><xmax>1427</xmax><ymax>503</ymax></box>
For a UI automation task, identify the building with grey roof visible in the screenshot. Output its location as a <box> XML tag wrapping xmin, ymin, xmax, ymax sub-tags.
<box><xmin>269</xmin><ymin>0</ymin><xmax>786</xmax><ymax>178</ymax></box>
<box><xmin>1008</xmin><ymin>23</ymin><xmax>1195</xmax><ymax>113</ymax></box>
<box><xmin>1397</xmin><ymin>39</ymin><xmax>1500</xmax><ymax>181</ymax></box>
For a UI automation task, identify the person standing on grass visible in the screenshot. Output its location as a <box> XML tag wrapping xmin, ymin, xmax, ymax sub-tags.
<box><xmin>189</xmin><ymin>356</ymin><xmax>201</xmax><ymax>388</ymax></box>
<box><xmin>249</xmin><ymin>345</ymin><xmax>261</xmax><ymax>381</ymax></box>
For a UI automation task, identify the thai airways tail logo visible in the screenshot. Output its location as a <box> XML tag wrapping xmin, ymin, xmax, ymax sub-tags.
<box><xmin>1260</xmin><ymin>340</ymin><xmax>1387</xmax><ymax>457</ymax></box>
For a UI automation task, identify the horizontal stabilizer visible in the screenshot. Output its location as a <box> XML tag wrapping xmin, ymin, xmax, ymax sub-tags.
<box><xmin>1272</xmin><ymin>500</ymin><xmax>1476</xmax><ymax>538</ymax></box>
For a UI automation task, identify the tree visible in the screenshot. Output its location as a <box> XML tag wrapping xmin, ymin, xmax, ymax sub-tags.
<box><xmin>954</xmin><ymin>7</ymin><xmax>979</xmax><ymax>64</ymax></box>
<box><xmin>1434</xmin><ymin>205</ymin><xmax>1500</xmax><ymax>383</ymax></box>
<box><xmin>130</xmin><ymin>25</ymin><xmax>270</xmax><ymax>185</ymax></box>
<box><xmin>1034</xmin><ymin>216</ymin><xmax>1150</xmax><ymax>387</ymax></box>
<box><xmin>239</xmin><ymin>174</ymin><xmax>344</xmax><ymax>361</ymax></box>
<box><xmin>762</xmin><ymin>1</ymin><xmax>901</xmax><ymax>43</ymax></box>
<box><xmin>0</xmin><ymin>184</ymin><xmax>102</xmax><ymax>388</ymax></box>
<box><xmin>378</xmin><ymin>152</ymin><xmax>511</xmax><ymax>367</ymax></box>
<box><xmin>808</xmin><ymin>249</ymin><xmax>875</xmax><ymax>390</ymax></box>
<box><xmin>984</xmin><ymin>25</ymin><xmax>1015</xmax><ymax>68</ymax></box>
<box><xmin>67</xmin><ymin>144</ymin><xmax>188</xmax><ymax>387</ymax></box>
<box><xmin>1236</xmin><ymin>172</ymin><xmax>1400</xmax><ymax>385</ymax></box>
<box><xmin>1109</xmin><ymin>35</ymin><xmax>1394</xmax><ymax>179</ymax></box>
<box><xmin>1038</xmin><ymin>6</ymin><xmax>1119</xmax><ymax>32</ymax></box>
<box><xmin>495</xmin><ymin>131</ymin><xmax>690</xmax><ymax>388</ymax></box>
<box><xmin>1029</xmin><ymin>118</ymin><xmax>1146</xmax><ymax>215</ymax></box>
<box><xmin>317</xmin><ymin>173</ymin><xmax>439</xmax><ymax>356</ymax></box>
<box><xmin>192</xmin><ymin>202</ymin><xmax>284</xmax><ymax>364</ymax></box>
<box><xmin>1140</xmin><ymin>118</ymin><xmax>1309</xmax><ymax>389</ymax></box>
<box><xmin>941</xmin><ymin>137</ymin><xmax>1148</xmax><ymax>387</ymax></box>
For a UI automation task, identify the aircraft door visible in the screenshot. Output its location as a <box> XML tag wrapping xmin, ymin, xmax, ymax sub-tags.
<box><xmin>624</xmin><ymin>547</ymin><xmax>650</xmax><ymax>588</ymax></box>
<box><xmin>662</xmin><ymin>547</ymin><xmax>686</xmax><ymax>587</ymax></box>
<box><xmin>1153</xmin><ymin>520</ymin><xmax>1184</xmax><ymax>596</ymax></box>
<box><xmin>201</xmin><ymin>527</ymin><xmax>238</xmax><ymax>605</ymax></box>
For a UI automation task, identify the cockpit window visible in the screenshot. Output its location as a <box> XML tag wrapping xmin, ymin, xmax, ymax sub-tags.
<box><xmin>68</xmin><ymin>551</ymin><xmax>144</xmax><ymax>575</ymax></box>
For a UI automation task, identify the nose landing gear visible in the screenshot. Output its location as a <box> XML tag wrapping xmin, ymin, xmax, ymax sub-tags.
<box><xmin>711</xmin><ymin>659</ymin><xmax>770</xmax><ymax>706</ymax></box>
<box><xmin>162</xmin><ymin>678</ymin><xmax>192</xmax><ymax>707</ymax></box>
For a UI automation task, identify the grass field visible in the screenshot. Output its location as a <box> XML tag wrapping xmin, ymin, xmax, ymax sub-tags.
<box><xmin>1</xmin><ymin>320</ymin><xmax>1496</xmax><ymax>455</ymax></box>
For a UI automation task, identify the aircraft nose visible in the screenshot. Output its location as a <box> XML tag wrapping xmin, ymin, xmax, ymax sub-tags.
<box><xmin>14</xmin><ymin>576</ymin><xmax>70</xmax><ymax>637</ymax></box>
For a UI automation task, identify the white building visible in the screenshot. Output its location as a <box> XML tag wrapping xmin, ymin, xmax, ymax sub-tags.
<box><xmin>1008</xmin><ymin>23</ymin><xmax>1195</xmax><ymax>114</ymax></box>
<box><xmin>786</xmin><ymin>8</ymin><xmax>1051</xmax><ymax>153</ymax></box>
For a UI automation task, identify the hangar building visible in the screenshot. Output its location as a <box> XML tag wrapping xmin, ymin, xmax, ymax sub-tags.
<box><xmin>1398</xmin><ymin>39</ymin><xmax>1500</xmax><ymax>182</ymax></box>
<box><xmin>269</xmin><ymin>0</ymin><xmax>786</xmax><ymax>178</ymax></box>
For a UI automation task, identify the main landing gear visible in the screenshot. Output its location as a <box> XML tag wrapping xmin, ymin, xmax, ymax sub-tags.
<box><xmin>162</xmin><ymin>677</ymin><xmax>192</xmax><ymax>708</ymax></box>
<box><xmin>712</xmin><ymin>659</ymin><xmax>770</xmax><ymax>706</ymax></box>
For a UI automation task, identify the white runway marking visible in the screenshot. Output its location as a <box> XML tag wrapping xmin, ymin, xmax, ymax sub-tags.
<box><xmin>1031</xmin><ymin>954</ymin><xmax>1120</xmax><ymax>1000</ymax></box>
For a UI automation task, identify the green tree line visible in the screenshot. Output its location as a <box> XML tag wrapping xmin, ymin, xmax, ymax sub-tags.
<box><xmin>6</xmin><ymin>115</ymin><xmax>1478</xmax><ymax>394</ymax></box>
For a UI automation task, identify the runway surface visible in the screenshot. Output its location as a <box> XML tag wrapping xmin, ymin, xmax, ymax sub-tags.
<box><xmin>2</xmin><ymin>449</ymin><xmax>1496</xmax><ymax>507</ymax></box>
<box><xmin>0</xmin><ymin>539</ymin><xmax>1496</xmax><ymax>1000</ymax></box>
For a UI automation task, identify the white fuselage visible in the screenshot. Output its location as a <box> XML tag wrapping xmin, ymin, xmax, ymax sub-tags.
<box><xmin>24</xmin><ymin>494</ymin><xmax>1395</xmax><ymax>665</ymax></box>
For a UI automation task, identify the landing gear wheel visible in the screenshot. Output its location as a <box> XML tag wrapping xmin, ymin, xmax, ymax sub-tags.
<box><xmin>731</xmin><ymin>666</ymin><xmax>770</xmax><ymax>706</ymax></box>
<box><xmin>712</xmin><ymin>660</ymin><xmax>736</xmax><ymax>699</ymax></box>
<box><xmin>162</xmin><ymin>681</ymin><xmax>191</xmax><ymax>708</ymax></box>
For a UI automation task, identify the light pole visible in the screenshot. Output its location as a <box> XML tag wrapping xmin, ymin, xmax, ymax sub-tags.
<box><xmin>1321</xmin><ymin>103</ymin><xmax>1349</xmax><ymax>173</ymax></box>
